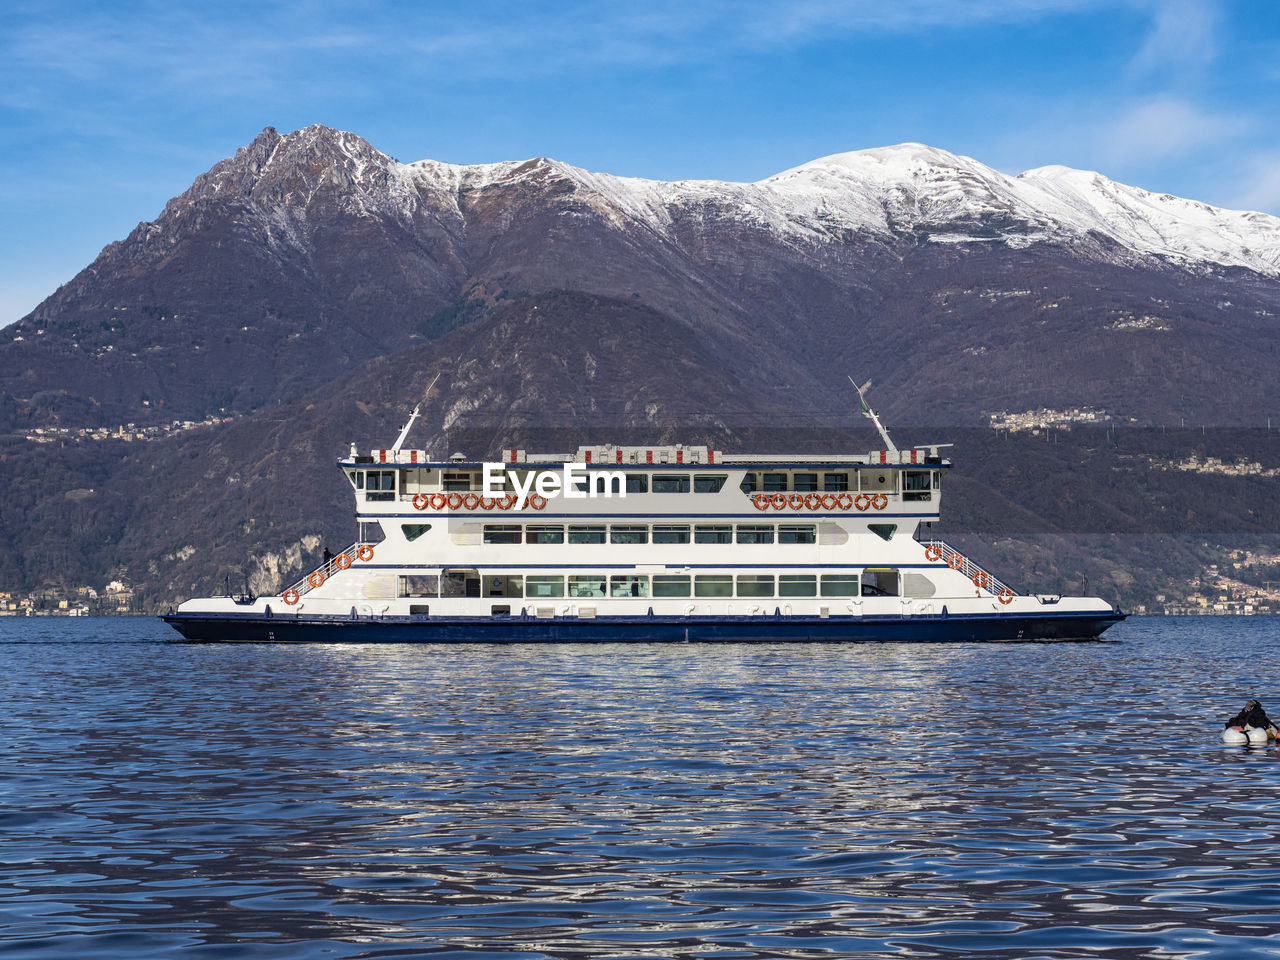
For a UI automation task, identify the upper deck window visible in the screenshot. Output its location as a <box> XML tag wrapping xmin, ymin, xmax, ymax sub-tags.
<box><xmin>610</xmin><ymin>524</ymin><xmax>648</xmax><ymax>544</ymax></box>
<box><xmin>823</xmin><ymin>472</ymin><xmax>849</xmax><ymax>492</ymax></box>
<box><xmin>693</xmin><ymin>475</ymin><xmax>727</xmax><ymax>493</ymax></box>
<box><xmin>653</xmin><ymin>475</ymin><xmax>690</xmax><ymax>493</ymax></box>
<box><xmin>365</xmin><ymin>469</ymin><xmax>395</xmax><ymax>502</ymax></box>
<box><xmin>443</xmin><ymin>471</ymin><xmax>476</xmax><ymax>492</ymax></box>
<box><xmin>792</xmin><ymin>473</ymin><xmax>819</xmax><ymax>492</ymax></box>
<box><xmin>778</xmin><ymin>524</ymin><xmax>816</xmax><ymax>544</ymax></box>
<box><xmin>761</xmin><ymin>472</ymin><xmax>787</xmax><ymax>492</ymax></box>
<box><xmin>527</xmin><ymin>525</ymin><xmax>565</xmax><ymax>544</ymax></box>
<box><xmin>625</xmin><ymin>475</ymin><xmax>648</xmax><ymax>494</ymax></box>
<box><xmin>736</xmin><ymin>524</ymin><xmax>774</xmax><ymax>545</ymax></box>
<box><xmin>694</xmin><ymin>524</ymin><xmax>731</xmax><ymax>544</ymax></box>
<box><xmin>568</xmin><ymin>525</ymin><xmax>606</xmax><ymax>544</ymax></box>
<box><xmin>653</xmin><ymin>524</ymin><xmax>691</xmax><ymax>544</ymax></box>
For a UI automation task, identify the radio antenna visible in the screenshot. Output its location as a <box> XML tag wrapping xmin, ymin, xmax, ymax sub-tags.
<box><xmin>848</xmin><ymin>376</ymin><xmax>898</xmax><ymax>456</ymax></box>
<box><xmin>390</xmin><ymin>372</ymin><xmax>442</xmax><ymax>454</ymax></box>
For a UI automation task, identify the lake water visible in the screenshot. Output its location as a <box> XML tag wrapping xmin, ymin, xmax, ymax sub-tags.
<box><xmin>2</xmin><ymin>616</ymin><xmax>1279</xmax><ymax>959</ymax></box>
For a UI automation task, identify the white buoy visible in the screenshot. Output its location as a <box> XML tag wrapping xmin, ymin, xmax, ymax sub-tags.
<box><xmin>1247</xmin><ymin>727</ymin><xmax>1269</xmax><ymax>745</ymax></box>
<box><xmin>1222</xmin><ymin>727</ymin><xmax>1248</xmax><ymax>745</ymax></box>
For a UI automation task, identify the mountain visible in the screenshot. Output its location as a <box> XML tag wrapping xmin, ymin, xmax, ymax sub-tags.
<box><xmin>2</xmin><ymin>125</ymin><xmax>1279</xmax><ymax>608</ymax></box>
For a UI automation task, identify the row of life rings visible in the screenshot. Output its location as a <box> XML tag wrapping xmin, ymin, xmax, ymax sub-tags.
<box><xmin>282</xmin><ymin>543</ymin><xmax>375</xmax><ymax>605</ymax></box>
<box><xmin>922</xmin><ymin>544</ymin><xmax>1013</xmax><ymax>604</ymax></box>
<box><xmin>750</xmin><ymin>492</ymin><xmax>889</xmax><ymax>511</ymax></box>
<box><xmin>410</xmin><ymin>492</ymin><xmax>548</xmax><ymax>511</ymax></box>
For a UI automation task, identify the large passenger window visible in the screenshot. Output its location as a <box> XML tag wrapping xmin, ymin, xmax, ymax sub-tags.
<box><xmin>823</xmin><ymin>472</ymin><xmax>849</xmax><ymax>491</ymax></box>
<box><xmin>625</xmin><ymin>474</ymin><xmax>649</xmax><ymax>494</ymax></box>
<box><xmin>779</xmin><ymin>575</ymin><xmax>816</xmax><ymax>597</ymax></box>
<box><xmin>610</xmin><ymin>575</ymin><xmax>649</xmax><ymax>598</ymax></box>
<box><xmin>761</xmin><ymin>472</ymin><xmax>787</xmax><ymax>492</ymax></box>
<box><xmin>792</xmin><ymin>473</ymin><xmax>818</xmax><ymax>492</ymax></box>
<box><xmin>653</xmin><ymin>475</ymin><xmax>690</xmax><ymax>493</ymax></box>
<box><xmin>653</xmin><ymin>575</ymin><xmax>691</xmax><ymax>597</ymax></box>
<box><xmin>694</xmin><ymin>475</ymin><xmax>727</xmax><ymax>493</ymax></box>
<box><xmin>737</xmin><ymin>575</ymin><xmax>774</xmax><ymax>597</ymax></box>
<box><xmin>526</xmin><ymin>575</ymin><xmax>565</xmax><ymax>598</ymax></box>
<box><xmin>821</xmin><ymin>574</ymin><xmax>860</xmax><ymax>597</ymax></box>
<box><xmin>694</xmin><ymin>575</ymin><xmax>732</xmax><ymax>597</ymax></box>
<box><xmin>568</xmin><ymin>575</ymin><xmax>606</xmax><ymax>597</ymax></box>
<box><xmin>568</xmin><ymin>525</ymin><xmax>606</xmax><ymax>544</ymax></box>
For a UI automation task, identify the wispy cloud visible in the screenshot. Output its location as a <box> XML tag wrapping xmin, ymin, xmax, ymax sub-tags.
<box><xmin>1102</xmin><ymin>97</ymin><xmax>1251</xmax><ymax>165</ymax></box>
<box><xmin>1129</xmin><ymin>0</ymin><xmax>1218</xmax><ymax>78</ymax></box>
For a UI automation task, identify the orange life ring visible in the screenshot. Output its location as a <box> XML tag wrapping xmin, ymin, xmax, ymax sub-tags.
<box><xmin>805</xmin><ymin>493</ymin><xmax>824</xmax><ymax>510</ymax></box>
<box><xmin>821</xmin><ymin>493</ymin><xmax>839</xmax><ymax>510</ymax></box>
<box><xmin>998</xmin><ymin>588</ymin><xmax>1014</xmax><ymax>604</ymax></box>
<box><xmin>527</xmin><ymin>493</ymin><xmax>547</xmax><ymax>510</ymax></box>
<box><xmin>835</xmin><ymin>493</ymin><xmax>853</xmax><ymax>510</ymax></box>
<box><xmin>412</xmin><ymin>492</ymin><xmax>431</xmax><ymax>511</ymax></box>
<box><xmin>282</xmin><ymin>588</ymin><xmax>300</xmax><ymax>605</ymax></box>
<box><xmin>788</xmin><ymin>493</ymin><xmax>805</xmax><ymax>509</ymax></box>
<box><xmin>770</xmin><ymin>493</ymin><xmax>787</xmax><ymax>510</ymax></box>
<box><xmin>972</xmin><ymin>570</ymin><xmax>989</xmax><ymax>588</ymax></box>
<box><xmin>461</xmin><ymin>493</ymin><xmax>480</xmax><ymax>510</ymax></box>
<box><xmin>924</xmin><ymin>544</ymin><xmax>942</xmax><ymax>562</ymax></box>
<box><xmin>947</xmin><ymin>553</ymin><xmax>963</xmax><ymax>570</ymax></box>
<box><xmin>445</xmin><ymin>492</ymin><xmax>463</xmax><ymax>510</ymax></box>
<box><xmin>335</xmin><ymin>553</ymin><xmax>352</xmax><ymax>570</ymax></box>
<box><xmin>357</xmin><ymin>544</ymin><xmax>374</xmax><ymax>562</ymax></box>
<box><xmin>429</xmin><ymin>492</ymin><xmax>447</xmax><ymax>510</ymax></box>
<box><xmin>854</xmin><ymin>494</ymin><xmax>871</xmax><ymax>511</ymax></box>
<box><xmin>871</xmin><ymin>493</ymin><xmax>888</xmax><ymax>510</ymax></box>
<box><xmin>752</xmin><ymin>494</ymin><xmax>771</xmax><ymax>511</ymax></box>
<box><xmin>308</xmin><ymin>570</ymin><xmax>324</xmax><ymax>588</ymax></box>
<box><xmin>479</xmin><ymin>496</ymin><xmax>495</xmax><ymax>510</ymax></box>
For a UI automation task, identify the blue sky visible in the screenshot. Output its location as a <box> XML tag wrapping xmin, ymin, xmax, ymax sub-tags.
<box><xmin>2</xmin><ymin>0</ymin><xmax>1278</xmax><ymax>326</ymax></box>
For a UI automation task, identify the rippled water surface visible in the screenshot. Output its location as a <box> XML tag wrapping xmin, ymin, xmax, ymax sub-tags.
<box><xmin>3</xmin><ymin>617</ymin><xmax>1280</xmax><ymax>959</ymax></box>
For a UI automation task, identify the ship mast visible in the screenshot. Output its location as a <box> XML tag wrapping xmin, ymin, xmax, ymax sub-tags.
<box><xmin>849</xmin><ymin>376</ymin><xmax>898</xmax><ymax>456</ymax></box>
<box><xmin>390</xmin><ymin>372</ymin><xmax>442</xmax><ymax>455</ymax></box>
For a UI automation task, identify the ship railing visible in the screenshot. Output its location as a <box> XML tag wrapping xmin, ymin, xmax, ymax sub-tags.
<box><xmin>919</xmin><ymin>539</ymin><xmax>1019</xmax><ymax>597</ymax></box>
<box><xmin>281</xmin><ymin>540</ymin><xmax>364</xmax><ymax>600</ymax></box>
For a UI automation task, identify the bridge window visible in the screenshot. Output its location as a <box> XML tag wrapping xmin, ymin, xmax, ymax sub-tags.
<box><xmin>903</xmin><ymin>471</ymin><xmax>932</xmax><ymax>501</ymax></box>
<box><xmin>823</xmin><ymin>472</ymin><xmax>849</xmax><ymax>491</ymax></box>
<box><xmin>365</xmin><ymin>469</ymin><xmax>395</xmax><ymax>502</ymax></box>
<box><xmin>761</xmin><ymin>472</ymin><xmax>787</xmax><ymax>492</ymax></box>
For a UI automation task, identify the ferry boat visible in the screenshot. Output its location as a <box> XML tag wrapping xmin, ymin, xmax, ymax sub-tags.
<box><xmin>163</xmin><ymin>393</ymin><xmax>1125</xmax><ymax>643</ymax></box>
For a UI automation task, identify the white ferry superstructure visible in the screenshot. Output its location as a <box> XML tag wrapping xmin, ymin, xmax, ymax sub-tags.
<box><xmin>163</xmin><ymin>440</ymin><xmax>1125</xmax><ymax>642</ymax></box>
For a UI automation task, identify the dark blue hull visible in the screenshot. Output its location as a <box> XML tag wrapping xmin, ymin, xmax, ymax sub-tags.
<box><xmin>162</xmin><ymin>610</ymin><xmax>1125</xmax><ymax>643</ymax></box>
